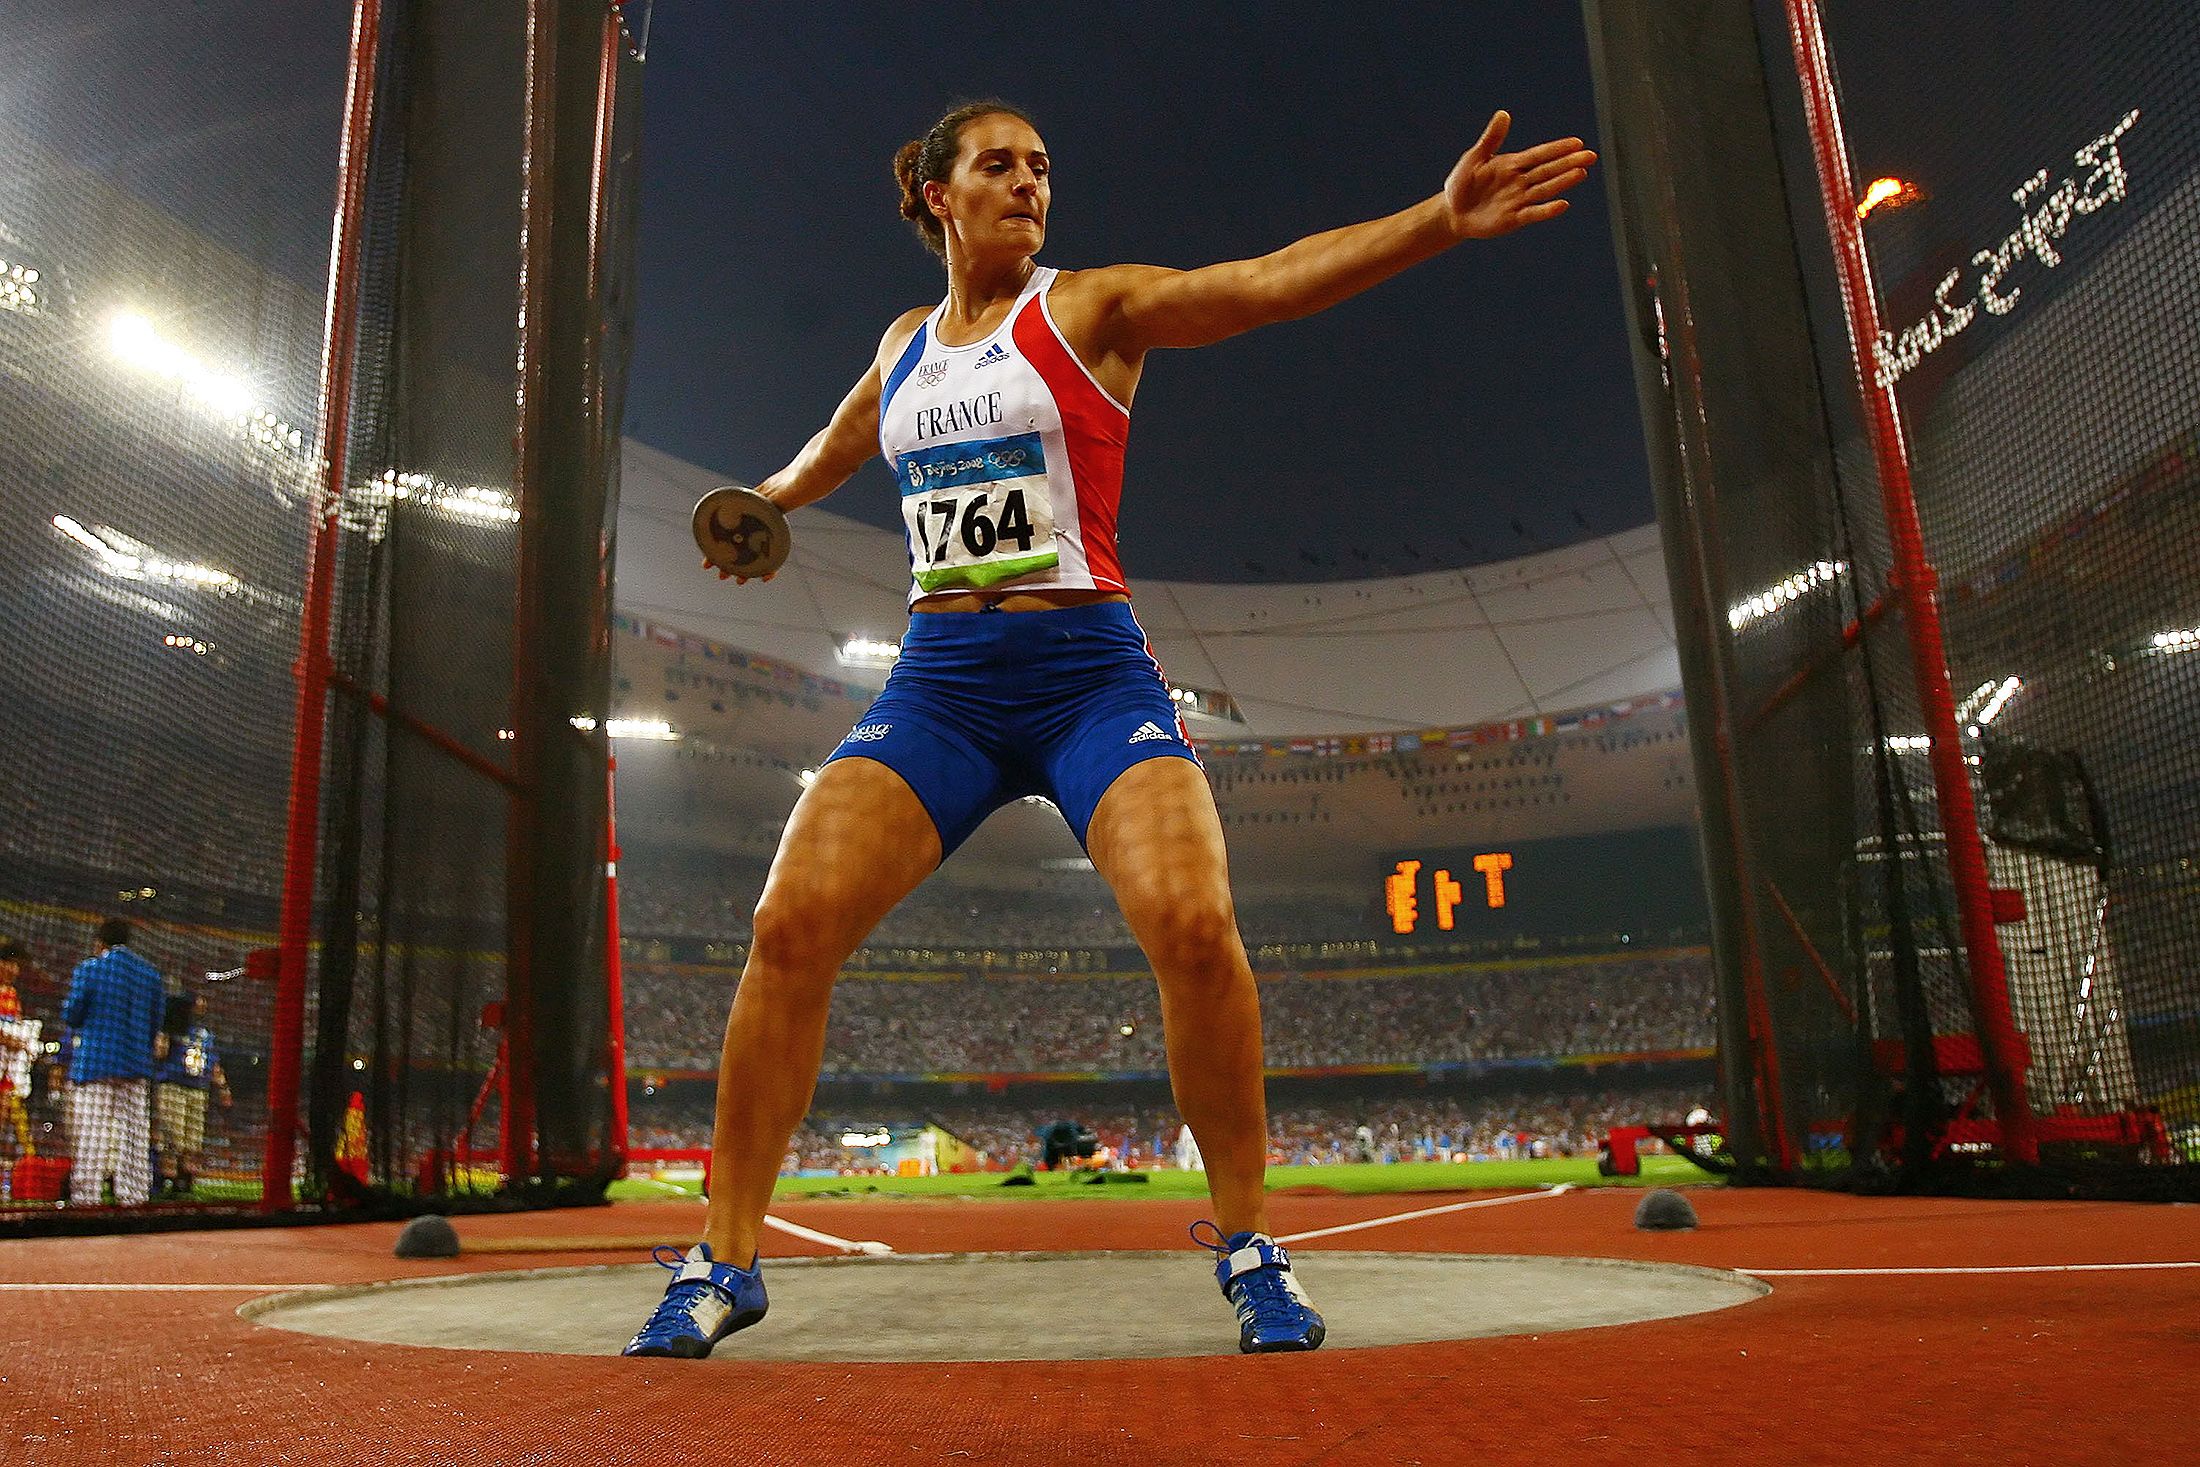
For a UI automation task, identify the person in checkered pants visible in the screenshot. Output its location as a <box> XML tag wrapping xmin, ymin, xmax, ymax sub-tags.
<box><xmin>62</xmin><ymin>917</ymin><xmax>165</xmax><ymax>1206</ymax></box>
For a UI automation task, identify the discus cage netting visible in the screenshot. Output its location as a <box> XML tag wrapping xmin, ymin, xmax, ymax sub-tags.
<box><xmin>1587</xmin><ymin>0</ymin><xmax>2200</xmax><ymax>1197</ymax></box>
<box><xmin>307</xmin><ymin>0</ymin><xmax>642</xmax><ymax>1213</ymax></box>
<box><xmin>0</xmin><ymin>0</ymin><xmax>642</xmax><ymax>1227</ymax></box>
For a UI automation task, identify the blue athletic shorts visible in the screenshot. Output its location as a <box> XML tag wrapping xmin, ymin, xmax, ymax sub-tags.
<box><xmin>821</xmin><ymin>601</ymin><xmax>1201</xmax><ymax>859</ymax></box>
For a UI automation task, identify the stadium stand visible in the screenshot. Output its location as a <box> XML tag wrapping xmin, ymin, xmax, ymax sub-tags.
<box><xmin>619</xmin><ymin>953</ymin><xmax>1714</xmax><ymax>1077</ymax></box>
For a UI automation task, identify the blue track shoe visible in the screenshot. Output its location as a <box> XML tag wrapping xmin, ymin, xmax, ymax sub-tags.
<box><xmin>622</xmin><ymin>1242</ymin><xmax>768</xmax><ymax>1359</ymax></box>
<box><xmin>1191</xmin><ymin>1221</ymin><xmax>1326</xmax><ymax>1353</ymax></box>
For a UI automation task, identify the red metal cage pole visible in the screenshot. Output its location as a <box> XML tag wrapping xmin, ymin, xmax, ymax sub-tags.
<box><xmin>603</xmin><ymin>754</ymin><xmax>630</xmax><ymax>1166</ymax></box>
<box><xmin>588</xmin><ymin>6</ymin><xmax>630</xmax><ymax>1176</ymax></box>
<box><xmin>1782</xmin><ymin>0</ymin><xmax>2037</xmax><ymax>1163</ymax></box>
<box><xmin>262</xmin><ymin>0</ymin><xmax>384</xmax><ymax>1213</ymax></box>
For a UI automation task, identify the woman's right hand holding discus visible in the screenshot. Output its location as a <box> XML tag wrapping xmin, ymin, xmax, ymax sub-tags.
<box><xmin>1441</xmin><ymin>111</ymin><xmax>1598</xmax><ymax>240</ymax></box>
<box><xmin>692</xmin><ymin>484</ymin><xmax>791</xmax><ymax>584</ymax></box>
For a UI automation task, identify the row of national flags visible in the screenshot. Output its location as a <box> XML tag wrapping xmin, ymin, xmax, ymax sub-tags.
<box><xmin>616</xmin><ymin>611</ymin><xmax>872</xmax><ymax>704</ymax></box>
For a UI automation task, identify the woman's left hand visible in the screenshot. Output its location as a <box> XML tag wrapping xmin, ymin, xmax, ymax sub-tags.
<box><xmin>1442</xmin><ymin>111</ymin><xmax>1598</xmax><ymax>240</ymax></box>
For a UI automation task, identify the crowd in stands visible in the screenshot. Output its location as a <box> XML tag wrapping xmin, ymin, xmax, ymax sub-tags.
<box><xmin>1257</xmin><ymin>955</ymin><xmax>1712</xmax><ymax>1066</ymax></box>
<box><xmin>1199</xmin><ymin>708</ymin><xmax>1692</xmax><ymax>823</ymax></box>
<box><xmin>620</xmin><ymin>953</ymin><xmax>1715</xmax><ymax>1075</ymax></box>
<box><xmin>616</xmin><ymin>866</ymin><xmax>1142</xmax><ymax>948</ymax></box>
<box><xmin>614</xmin><ymin>850</ymin><xmax>1378</xmax><ymax>951</ymax></box>
<box><xmin>625</xmin><ymin>1085</ymin><xmax>1714</xmax><ymax>1172</ymax></box>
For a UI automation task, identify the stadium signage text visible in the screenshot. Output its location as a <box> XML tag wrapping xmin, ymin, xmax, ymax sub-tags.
<box><xmin>1873</xmin><ymin>108</ymin><xmax>2140</xmax><ymax>390</ymax></box>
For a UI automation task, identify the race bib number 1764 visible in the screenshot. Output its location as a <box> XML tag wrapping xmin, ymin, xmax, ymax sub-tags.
<box><xmin>897</xmin><ymin>431</ymin><xmax>1061</xmax><ymax>592</ymax></box>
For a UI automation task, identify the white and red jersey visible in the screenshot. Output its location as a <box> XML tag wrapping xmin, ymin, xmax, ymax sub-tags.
<box><xmin>878</xmin><ymin>266</ymin><xmax>1130</xmax><ymax>604</ymax></box>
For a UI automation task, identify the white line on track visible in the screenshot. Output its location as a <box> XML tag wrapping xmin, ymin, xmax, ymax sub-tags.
<box><xmin>0</xmin><ymin>1282</ymin><xmax>338</xmax><ymax>1291</ymax></box>
<box><xmin>1274</xmin><ymin>1183</ymin><xmax>1573</xmax><ymax>1245</ymax></box>
<box><xmin>1741</xmin><ymin>1261</ymin><xmax>2200</xmax><ymax>1278</ymax></box>
<box><xmin>763</xmin><ymin>1212</ymin><xmax>894</xmax><ymax>1256</ymax></box>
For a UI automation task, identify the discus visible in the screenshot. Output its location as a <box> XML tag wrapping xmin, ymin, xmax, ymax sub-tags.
<box><xmin>691</xmin><ymin>485</ymin><xmax>790</xmax><ymax>580</ymax></box>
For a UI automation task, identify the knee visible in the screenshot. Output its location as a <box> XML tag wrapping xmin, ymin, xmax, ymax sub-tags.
<box><xmin>1134</xmin><ymin>889</ymin><xmax>1242</xmax><ymax>974</ymax></box>
<box><xmin>747</xmin><ymin>894</ymin><xmax>843</xmax><ymax>984</ymax></box>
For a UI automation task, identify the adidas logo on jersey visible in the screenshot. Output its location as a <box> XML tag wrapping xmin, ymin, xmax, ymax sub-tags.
<box><xmin>1127</xmin><ymin>720</ymin><xmax>1173</xmax><ymax>744</ymax></box>
<box><xmin>973</xmin><ymin>342</ymin><xmax>1010</xmax><ymax>369</ymax></box>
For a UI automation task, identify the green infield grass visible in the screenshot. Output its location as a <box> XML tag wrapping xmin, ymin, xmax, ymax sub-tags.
<box><xmin>606</xmin><ymin>1152</ymin><xmax>1717</xmax><ymax>1204</ymax></box>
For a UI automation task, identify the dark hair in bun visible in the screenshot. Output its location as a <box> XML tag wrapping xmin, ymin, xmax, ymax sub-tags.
<box><xmin>894</xmin><ymin>99</ymin><xmax>1037</xmax><ymax>258</ymax></box>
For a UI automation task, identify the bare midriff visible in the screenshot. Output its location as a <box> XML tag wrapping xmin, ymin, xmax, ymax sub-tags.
<box><xmin>913</xmin><ymin>587</ymin><xmax>1131</xmax><ymax>614</ymax></box>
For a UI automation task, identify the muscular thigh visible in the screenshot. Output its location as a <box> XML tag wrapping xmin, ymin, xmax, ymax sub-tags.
<box><xmin>756</xmin><ymin>756</ymin><xmax>943</xmax><ymax>961</ymax></box>
<box><xmin>1085</xmin><ymin>757</ymin><xmax>1235</xmax><ymax>933</ymax></box>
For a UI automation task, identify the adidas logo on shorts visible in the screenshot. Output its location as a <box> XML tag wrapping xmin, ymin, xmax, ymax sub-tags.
<box><xmin>846</xmin><ymin>722</ymin><xmax>893</xmax><ymax>742</ymax></box>
<box><xmin>1127</xmin><ymin>720</ymin><xmax>1172</xmax><ymax>744</ymax></box>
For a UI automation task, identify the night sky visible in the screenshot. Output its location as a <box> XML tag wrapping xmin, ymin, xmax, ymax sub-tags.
<box><xmin>10</xmin><ymin>2</ymin><xmax>1656</xmax><ymax>586</ymax></box>
<box><xmin>627</xmin><ymin>2</ymin><xmax>1654</xmax><ymax>583</ymax></box>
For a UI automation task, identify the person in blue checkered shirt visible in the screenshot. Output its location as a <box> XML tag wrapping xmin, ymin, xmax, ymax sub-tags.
<box><xmin>62</xmin><ymin>917</ymin><xmax>165</xmax><ymax>1206</ymax></box>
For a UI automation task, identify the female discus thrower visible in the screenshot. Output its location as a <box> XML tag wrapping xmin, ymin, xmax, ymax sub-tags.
<box><xmin>626</xmin><ymin>100</ymin><xmax>1595</xmax><ymax>1358</ymax></box>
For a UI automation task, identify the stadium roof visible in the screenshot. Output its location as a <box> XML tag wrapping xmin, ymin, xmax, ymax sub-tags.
<box><xmin>615</xmin><ymin>439</ymin><xmax>1681</xmax><ymax>739</ymax></box>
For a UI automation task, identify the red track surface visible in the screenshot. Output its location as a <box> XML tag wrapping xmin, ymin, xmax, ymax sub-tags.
<box><xmin>7</xmin><ymin>1187</ymin><xmax>2197</xmax><ymax>1465</ymax></box>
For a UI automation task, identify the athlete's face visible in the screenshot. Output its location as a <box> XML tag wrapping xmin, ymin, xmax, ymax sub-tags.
<box><xmin>931</xmin><ymin>114</ymin><xmax>1050</xmax><ymax>258</ymax></box>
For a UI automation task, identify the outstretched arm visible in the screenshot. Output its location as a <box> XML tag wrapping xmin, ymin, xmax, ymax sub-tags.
<box><xmin>1100</xmin><ymin>112</ymin><xmax>1595</xmax><ymax>354</ymax></box>
<box><xmin>750</xmin><ymin>307</ymin><xmax>932</xmax><ymax>513</ymax></box>
<box><xmin>708</xmin><ymin>311</ymin><xmax>926</xmax><ymax>581</ymax></box>
<box><xmin>753</xmin><ymin>368</ymin><xmax>885</xmax><ymax>514</ymax></box>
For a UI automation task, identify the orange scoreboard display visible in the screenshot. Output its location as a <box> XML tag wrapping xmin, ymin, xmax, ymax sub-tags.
<box><xmin>1384</xmin><ymin>852</ymin><xmax>1513</xmax><ymax>934</ymax></box>
<box><xmin>1376</xmin><ymin>829</ymin><xmax>1711</xmax><ymax>942</ymax></box>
